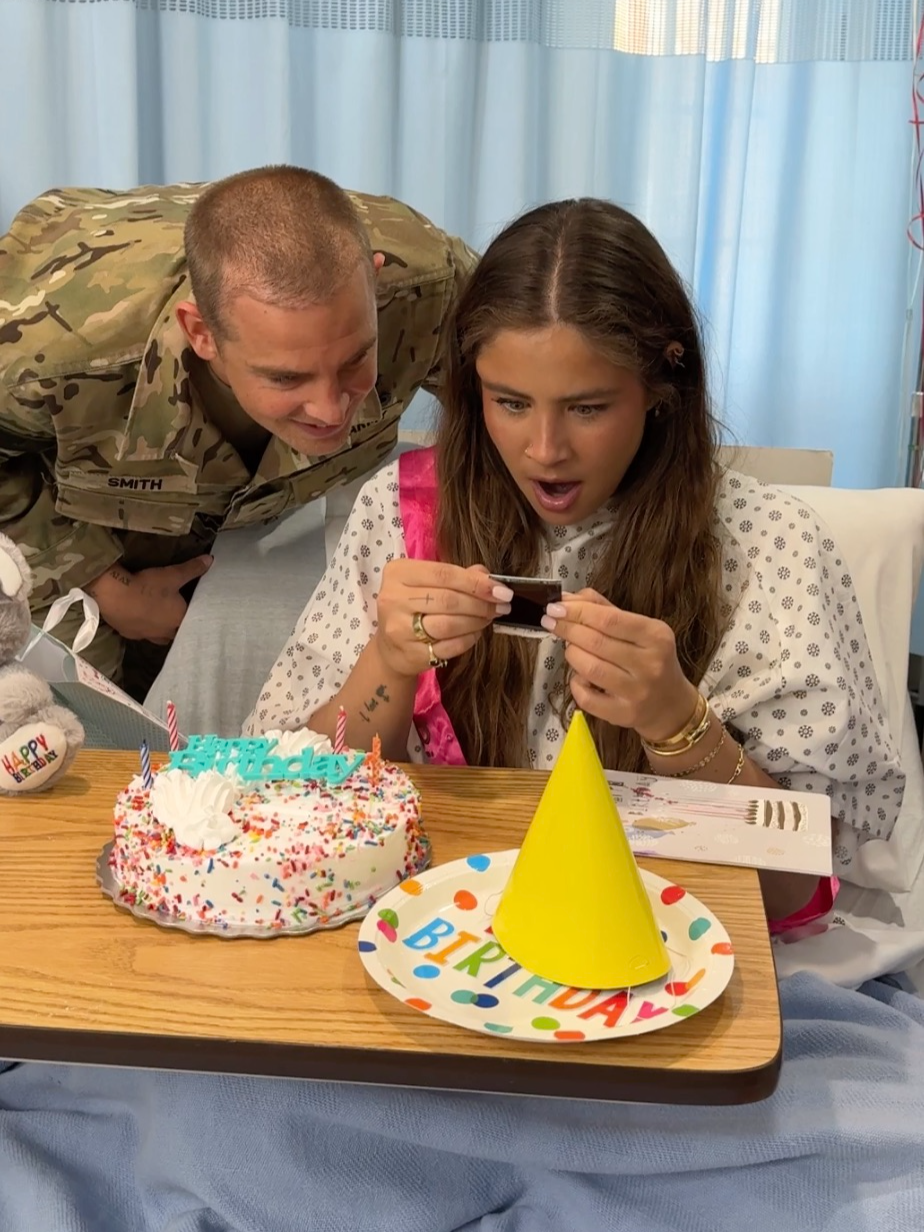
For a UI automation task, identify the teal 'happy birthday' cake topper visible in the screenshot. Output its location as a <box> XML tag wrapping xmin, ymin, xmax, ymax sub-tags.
<box><xmin>167</xmin><ymin>736</ymin><xmax>364</xmax><ymax>785</ymax></box>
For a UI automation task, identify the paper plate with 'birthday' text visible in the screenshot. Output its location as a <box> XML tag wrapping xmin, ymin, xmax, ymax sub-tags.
<box><xmin>358</xmin><ymin>850</ymin><xmax>734</xmax><ymax>1043</ymax></box>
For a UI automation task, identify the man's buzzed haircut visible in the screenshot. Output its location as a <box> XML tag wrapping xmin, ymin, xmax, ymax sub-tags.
<box><xmin>185</xmin><ymin>164</ymin><xmax>373</xmax><ymax>337</ymax></box>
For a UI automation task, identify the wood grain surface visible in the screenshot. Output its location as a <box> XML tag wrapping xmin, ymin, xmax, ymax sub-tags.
<box><xmin>0</xmin><ymin>751</ymin><xmax>781</xmax><ymax>1104</ymax></box>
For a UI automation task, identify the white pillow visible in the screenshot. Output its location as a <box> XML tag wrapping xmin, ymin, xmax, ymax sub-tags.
<box><xmin>781</xmin><ymin>485</ymin><xmax>924</xmax><ymax>893</ymax></box>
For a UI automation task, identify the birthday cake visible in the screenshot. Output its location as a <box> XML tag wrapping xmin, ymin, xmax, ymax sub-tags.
<box><xmin>107</xmin><ymin>729</ymin><xmax>428</xmax><ymax>934</ymax></box>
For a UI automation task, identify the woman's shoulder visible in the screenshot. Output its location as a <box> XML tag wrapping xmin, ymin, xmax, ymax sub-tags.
<box><xmin>712</xmin><ymin>467</ymin><xmax>844</xmax><ymax>610</ymax></box>
<box><xmin>336</xmin><ymin>458</ymin><xmax>403</xmax><ymax>531</ymax></box>
<box><xmin>327</xmin><ymin>459</ymin><xmax>403</xmax><ymax>560</ymax></box>
<box><xmin>351</xmin><ymin>446</ymin><xmax>437</xmax><ymax>508</ymax></box>
<box><xmin>713</xmin><ymin>467</ymin><xmax>837</xmax><ymax>565</ymax></box>
<box><xmin>354</xmin><ymin>457</ymin><xmax>401</xmax><ymax>504</ymax></box>
<box><xmin>714</xmin><ymin>467</ymin><xmax>824</xmax><ymax>532</ymax></box>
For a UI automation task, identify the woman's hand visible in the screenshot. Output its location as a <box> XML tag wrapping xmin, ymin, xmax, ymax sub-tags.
<box><xmin>374</xmin><ymin>559</ymin><xmax>512</xmax><ymax>679</ymax></box>
<box><xmin>541</xmin><ymin>589</ymin><xmax>700</xmax><ymax>741</ymax></box>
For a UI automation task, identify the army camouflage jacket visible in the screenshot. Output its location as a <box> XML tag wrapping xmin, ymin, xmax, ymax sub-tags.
<box><xmin>0</xmin><ymin>183</ymin><xmax>476</xmax><ymax>608</ymax></box>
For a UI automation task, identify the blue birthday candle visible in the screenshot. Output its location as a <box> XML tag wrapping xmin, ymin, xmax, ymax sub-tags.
<box><xmin>140</xmin><ymin>739</ymin><xmax>153</xmax><ymax>790</ymax></box>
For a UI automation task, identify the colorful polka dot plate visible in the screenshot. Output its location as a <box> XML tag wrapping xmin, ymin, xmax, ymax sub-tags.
<box><xmin>358</xmin><ymin>850</ymin><xmax>734</xmax><ymax>1042</ymax></box>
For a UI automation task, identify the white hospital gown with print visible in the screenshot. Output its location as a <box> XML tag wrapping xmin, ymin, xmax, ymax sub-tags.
<box><xmin>246</xmin><ymin>461</ymin><xmax>904</xmax><ymax>877</ymax></box>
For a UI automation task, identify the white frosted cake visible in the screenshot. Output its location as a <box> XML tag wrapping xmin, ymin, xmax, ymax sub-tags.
<box><xmin>108</xmin><ymin>730</ymin><xmax>427</xmax><ymax>933</ymax></box>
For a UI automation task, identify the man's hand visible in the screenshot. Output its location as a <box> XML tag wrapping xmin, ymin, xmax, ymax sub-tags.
<box><xmin>86</xmin><ymin>557</ymin><xmax>212</xmax><ymax>644</ymax></box>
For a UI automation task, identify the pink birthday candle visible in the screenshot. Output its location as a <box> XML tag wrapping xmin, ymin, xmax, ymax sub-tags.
<box><xmin>165</xmin><ymin>700</ymin><xmax>180</xmax><ymax>752</ymax></box>
<box><xmin>334</xmin><ymin>706</ymin><xmax>347</xmax><ymax>754</ymax></box>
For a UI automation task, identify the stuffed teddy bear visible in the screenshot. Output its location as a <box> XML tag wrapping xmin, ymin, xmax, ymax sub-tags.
<box><xmin>0</xmin><ymin>532</ymin><xmax>85</xmax><ymax>794</ymax></box>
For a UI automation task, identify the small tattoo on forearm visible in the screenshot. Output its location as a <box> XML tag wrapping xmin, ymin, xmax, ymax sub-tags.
<box><xmin>359</xmin><ymin>684</ymin><xmax>391</xmax><ymax>722</ymax></box>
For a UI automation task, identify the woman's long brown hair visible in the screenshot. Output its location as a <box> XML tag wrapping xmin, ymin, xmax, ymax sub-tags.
<box><xmin>435</xmin><ymin>199</ymin><xmax>723</xmax><ymax>771</ymax></box>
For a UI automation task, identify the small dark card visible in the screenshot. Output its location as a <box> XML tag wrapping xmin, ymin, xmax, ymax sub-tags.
<box><xmin>490</xmin><ymin>575</ymin><xmax>563</xmax><ymax>637</ymax></box>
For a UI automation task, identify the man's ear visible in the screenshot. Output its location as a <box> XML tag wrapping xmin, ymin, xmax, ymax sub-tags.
<box><xmin>372</xmin><ymin>252</ymin><xmax>386</xmax><ymax>278</ymax></box>
<box><xmin>175</xmin><ymin>300</ymin><xmax>219</xmax><ymax>361</ymax></box>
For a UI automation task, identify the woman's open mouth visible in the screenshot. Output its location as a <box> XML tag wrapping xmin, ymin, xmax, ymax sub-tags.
<box><xmin>531</xmin><ymin>480</ymin><xmax>582</xmax><ymax>512</ymax></box>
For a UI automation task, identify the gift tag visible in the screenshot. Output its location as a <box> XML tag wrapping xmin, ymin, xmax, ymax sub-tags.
<box><xmin>0</xmin><ymin>721</ymin><xmax>68</xmax><ymax>791</ymax></box>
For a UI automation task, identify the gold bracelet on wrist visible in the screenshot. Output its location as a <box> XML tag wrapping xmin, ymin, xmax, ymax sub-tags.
<box><xmin>657</xmin><ymin>728</ymin><xmax>727</xmax><ymax>778</ymax></box>
<box><xmin>640</xmin><ymin>691</ymin><xmax>712</xmax><ymax>758</ymax></box>
<box><xmin>726</xmin><ymin>741</ymin><xmax>745</xmax><ymax>784</ymax></box>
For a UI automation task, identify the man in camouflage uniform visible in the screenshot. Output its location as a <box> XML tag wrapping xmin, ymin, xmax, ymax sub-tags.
<box><xmin>0</xmin><ymin>167</ymin><xmax>476</xmax><ymax>698</ymax></box>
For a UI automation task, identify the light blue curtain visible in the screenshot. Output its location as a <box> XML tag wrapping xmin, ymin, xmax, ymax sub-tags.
<box><xmin>0</xmin><ymin>0</ymin><xmax>915</xmax><ymax>488</ymax></box>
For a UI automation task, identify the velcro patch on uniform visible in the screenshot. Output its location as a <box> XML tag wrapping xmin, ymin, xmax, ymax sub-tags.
<box><xmin>104</xmin><ymin>474</ymin><xmax>196</xmax><ymax>493</ymax></box>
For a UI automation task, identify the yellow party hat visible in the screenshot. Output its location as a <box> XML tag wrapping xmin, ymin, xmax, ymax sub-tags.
<box><xmin>492</xmin><ymin>711</ymin><xmax>670</xmax><ymax>989</ymax></box>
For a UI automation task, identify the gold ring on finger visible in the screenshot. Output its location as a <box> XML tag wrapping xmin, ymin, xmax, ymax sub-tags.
<box><xmin>412</xmin><ymin>612</ymin><xmax>432</xmax><ymax>643</ymax></box>
<box><xmin>427</xmin><ymin>641</ymin><xmax>448</xmax><ymax>670</ymax></box>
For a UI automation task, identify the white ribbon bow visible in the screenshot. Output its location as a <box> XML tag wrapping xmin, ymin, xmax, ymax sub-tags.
<box><xmin>40</xmin><ymin>588</ymin><xmax>101</xmax><ymax>655</ymax></box>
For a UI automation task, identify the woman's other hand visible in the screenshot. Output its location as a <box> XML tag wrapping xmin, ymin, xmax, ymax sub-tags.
<box><xmin>541</xmin><ymin>588</ymin><xmax>700</xmax><ymax>740</ymax></box>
